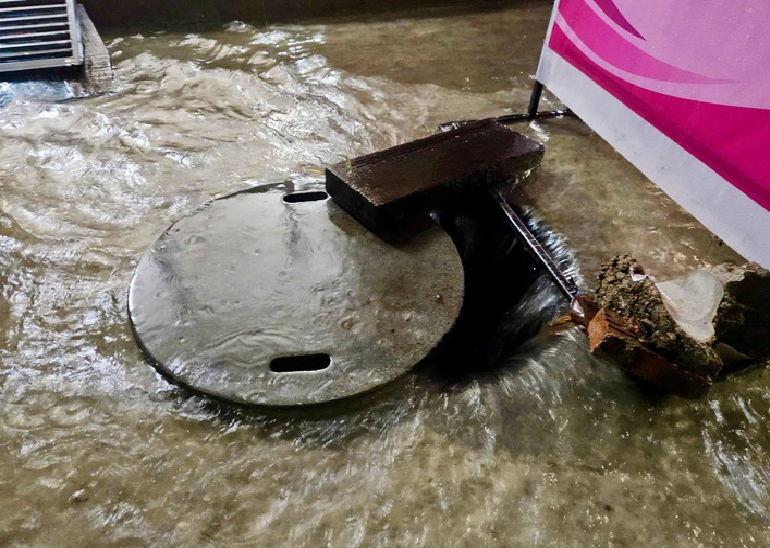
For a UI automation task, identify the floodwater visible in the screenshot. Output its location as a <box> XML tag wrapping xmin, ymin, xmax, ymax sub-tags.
<box><xmin>1</xmin><ymin>2</ymin><xmax>768</xmax><ymax>547</ymax></box>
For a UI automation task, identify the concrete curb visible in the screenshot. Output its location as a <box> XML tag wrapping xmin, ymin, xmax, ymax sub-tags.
<box><xmin>77</xmin><ymin>4</ymin><xmax>113</xmax><ymax>94</ymax></box>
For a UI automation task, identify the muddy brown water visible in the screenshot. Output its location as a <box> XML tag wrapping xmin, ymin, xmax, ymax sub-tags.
<box><xmin>1</xmin><ymin>3</ymin><xmax>768</xmax><ymax>547</ymax></box>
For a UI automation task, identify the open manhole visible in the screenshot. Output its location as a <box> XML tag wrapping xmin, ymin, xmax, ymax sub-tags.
<box><xmin>128</xmin><ymin>186</ymin><xmax>464</xmax><ymax>407</ymax></box>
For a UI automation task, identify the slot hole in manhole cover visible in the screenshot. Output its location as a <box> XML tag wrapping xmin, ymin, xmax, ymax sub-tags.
<box><xmin>270</xmin><ymin>353</ymin><xmax>332</xmax><ymax>373</ymax></box>
<box><xmin>282</xmin><ymin>191</ymin><xmax>329</xmax><ymax>203</ymax></box>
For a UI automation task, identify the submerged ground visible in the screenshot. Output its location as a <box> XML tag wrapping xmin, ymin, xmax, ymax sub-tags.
<box><xmin>1</xmin><ymin>2</ymin><xmax>767</xmax><ymax>546</ymax></box>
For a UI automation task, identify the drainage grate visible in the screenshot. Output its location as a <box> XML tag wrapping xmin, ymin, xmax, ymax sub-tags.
<box><xmin>0</xmin><ymin>0</ymin><xmax>83</xmax><ymax>74</ymax></box>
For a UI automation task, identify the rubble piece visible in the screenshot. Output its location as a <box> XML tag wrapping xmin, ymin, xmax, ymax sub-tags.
<box><xmin>590</xmin><ymin>255</ymin><xmax>770</xmax><ymax>396</ymax></box>
<box><xmin>711</xmin><ymin>262</ymin><xmax>770</xmax><ymax>361</ymax></box>
<box><xmin>656</xmin><ymin>270</ymin><xmax>723</xmax><ymax>343</ymax></box>
<box><xmin>326</xmin><ymin>119</ymin><xmax>544</xmax><ymax>233</ymax></box>
<box><xmin>588</xmin><ymin>308</ymin><xmax>712</xmax><ymax>398</ymax></box>
<box><xmin>596</xmin><ymin>255</ymin><xmax>723</xmax><ymax>377</ymax></box>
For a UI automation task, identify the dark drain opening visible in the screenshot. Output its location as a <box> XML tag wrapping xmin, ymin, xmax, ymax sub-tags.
<box><xmin>283</xmin><ymin>191</ymin><xmax>329</xmax><ymax>203</ymax></box>
<box><xmin>270</xmin><ymin>353</ymin><xmax>331</xmax><ymax>372</ymax></box>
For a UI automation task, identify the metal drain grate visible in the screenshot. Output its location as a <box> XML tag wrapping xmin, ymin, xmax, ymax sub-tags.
<box><xmin>0</xmin><ymin>0</ymin><xmax>83</xmax><ymax>74</ymax></box>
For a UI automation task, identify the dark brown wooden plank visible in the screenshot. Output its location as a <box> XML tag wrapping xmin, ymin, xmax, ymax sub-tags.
<box><xmin>326</xmin><ymin>119</ymin><xmax>544</xmax><ymax>233</ymax></box>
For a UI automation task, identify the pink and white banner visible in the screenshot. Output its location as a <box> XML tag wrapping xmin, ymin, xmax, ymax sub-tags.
<box><xmin>537</xmin><ymin>0</ymin><xmax>770</xmax><ymax>268</ymax></box>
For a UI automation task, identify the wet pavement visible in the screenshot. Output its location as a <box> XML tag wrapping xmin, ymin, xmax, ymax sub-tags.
<box><xmin>1</xmin><ymin>3</ymin><xmax>767</xmax><ymax>547</ymax></box>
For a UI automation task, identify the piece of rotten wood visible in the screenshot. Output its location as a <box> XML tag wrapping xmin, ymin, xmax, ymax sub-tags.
<box><xmin>326</xmin><ymin>119</ymin><xmax>544</xmax><ymax>233</ymax></box>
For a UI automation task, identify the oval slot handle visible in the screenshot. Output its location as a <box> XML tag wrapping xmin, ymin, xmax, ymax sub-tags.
<box><xmin>282</xmin><ymin>191</ymin><xmax>329</xmax><ymax>203</ymax></box>
<box><xmin>270</xmin><ymin>353</ymin><xmax>331</xmax><ymax>373</ymax></box>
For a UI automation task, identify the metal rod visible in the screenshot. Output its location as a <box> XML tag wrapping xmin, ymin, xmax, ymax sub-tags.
<box><xmin>438</xmin><ymin>80</ymin><xmax>578</xmax><ymax>301</ymax></box>
<box><xmin>526</xmin><ymin>80</ymin><xmax>544</xmax><ymax>118</ymax></box>
<box><xmin>438</xmin><ymin>109</ymin><xmax>573</xmax><ymax>132</ymax></box>
<box><xmin>489</xmin><ymin>188</ymin><xmax>578</xmax><ymax>301</ymax></box>
<box><xmin>438</xmin><ymin>81</ymin><xmax>574</xmax><ymax>132</ymax></box>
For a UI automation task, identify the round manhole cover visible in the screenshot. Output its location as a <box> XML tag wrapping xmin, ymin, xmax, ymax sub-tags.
<box><xmin>129</xmin><ymin>186</ymin><xmax>464</xmax><ymax>407</ymax></box>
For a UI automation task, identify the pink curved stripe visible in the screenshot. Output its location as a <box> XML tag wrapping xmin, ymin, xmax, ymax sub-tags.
<box><xmin>617</xmin><ymin>0</ymin><xmax>770</xmax><ymax>83</ymax></box>
<box><xmin>558</xmin><ymin>0</ymin><xmax>721</xmax><ymax>85</ymax></box>
<box><xmin>593</xmin><ymin>0</ymin><xmax>643</xmax><ymax>39</ymax></box>
<box><xmin>549</xmin><ymin>24</ymin><xmax>770</xmax><ymax>213</ymax></box>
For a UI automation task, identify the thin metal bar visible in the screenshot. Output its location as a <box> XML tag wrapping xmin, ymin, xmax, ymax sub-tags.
<box><xmin>438</xmin><ymin>110</ymin><xmax>573</xmax><ymax>132</ymax></box>
<box><xmin>0</xmin><ymin>14</ymin><xmax>68</xmax><ymax>23</ymax></box>
<box><xmin>0</xmin><ymin>48</ymin><xmax>72</xmax><ymax>59</ymax></box>
<box><xmin>0</xmin><ymin>6</ymin><xmax>67</xmax><ymax>13</ymax></box>
<box><xmin>489</xmin><ymin>188</ymin><xmax>578</xmax><ymax>300</ymax></box>
<box><xmin>495</xmin><ymin>109</ymin><xmax>573</xmax><ymax>124</ymax></box>
<box><xmin>0</xmin><ymin>29</ymin><xmax>70</xmax><ymax>40</ymax></box>
<box><xmin>0</xmin><ymin>54</ymin><xmax>77</xmax><ymax>70</ymax></box>
<box><xmin>0</xmin><ymin>39</ymin><xmax>71</xmax><ymax>50</ymax></box>
<box><xmin>438</xmin><ymin>80</ymin><xmax>575</xmax><ymax>132</ymax></box>
<box><xmin>0</xmin><ymin>21</ymin><xmax>68</xmax><ymax>31</ymax></box>
<box><xmin>527</xmin><ymin>81</ymin><xmax>544</xmax><ymax>118</ymax></box>
<box><xmin>65</xmin><ymin>0</ymin><xmax>81</xmax><ymax>63</ymax></box>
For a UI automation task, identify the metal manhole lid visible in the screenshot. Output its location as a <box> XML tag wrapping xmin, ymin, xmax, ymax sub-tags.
<box><xmin>128</xmin><ymin>187</ymin><xmax>464</xmax><ymax>407</ymax></box>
